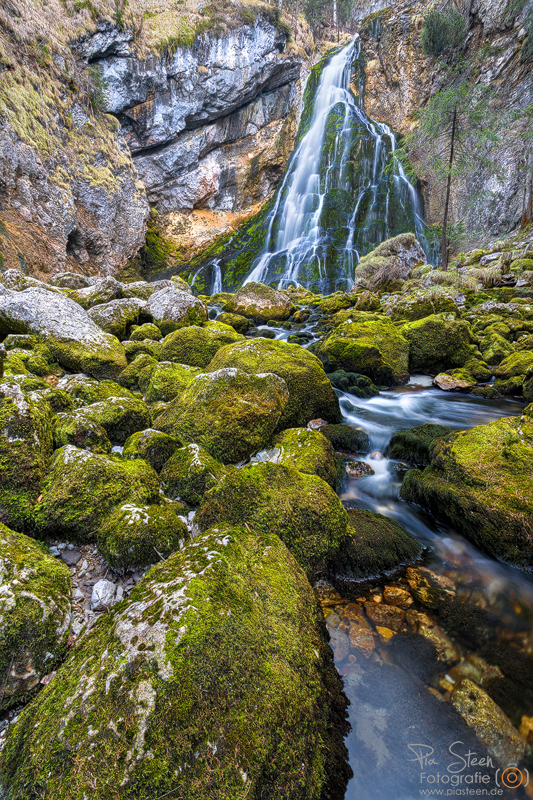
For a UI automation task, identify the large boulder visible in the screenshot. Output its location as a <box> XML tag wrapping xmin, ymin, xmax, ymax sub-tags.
<box><xmin>68</xmin><ymin>276</ymin><xmax>122</xmax><ymax>309</ymax></box>
<box><xmin>207</xmin><ymin>338</ymin><xmax>341</xmax><ymax>428</ymax></box>
<box><xmin>123</xmin><ymin>429</ymin><xmax>181</xmax><ymax>472</ymax></box>
<box><xmin>271</xmin><ymin>427</ymin><xmax>339</xmax><ymax>488</ymax></box>
<box><xmin>0</xmin><ymin>525</ymin><xmax>71</xmax><ymax>711</ymax></box>
<box><xmin>59</xmin><ymin>375</ymin><xmax>136</xmax><ymax>405</ymax></box>
<box><xmin>316</xmin><ymin>319</ymin><xmax>410</xmax><ymax>385</ymax></box>
<box><xmin>401</xmin><ymin>409</ymin><xmax>533</xmax><ymax>568</ymax></box>
<box><xmin>154</xmin><ymin>368</ymin><xmax>289</xmax><ymax>464</ymax></box>
<box><xmin>0</xmin><ymin>526</ymin><xmax>351</xmax><ymax>800</ymax></box>
<box><xmin>0</xmin><ymin>383</ymin><xmax>53</xmax><ymax>532</ymax></box>
<box><xmin>87</xmin><ymin>298</ymin><xmax>147</xmax><ymax>340</ymax></box>
<box><xmin>160</xmin><ymin>443</ymin><xmax>227</xmax><ymax>505</ymax></box>
<box><xmin>145</xmin><ymin>362</ymin><xmax>202</xmax><ymax>403</ymax></box>
<box><xmin>159</xmin><ymin>322</ymin><xmax>242</xmax><ymax>368</ymax></box>
<box><xmin>144</xmin><ymin>287</ymin><xmax>208</xmax><ymax>335</ymax></box>
<box><xmin>224</xmin><ymin>282</ymin><xmax>295</xmax><ymax>324</ymax></box>
<box><xmin>351</xmin><ymin>233</ymin><xmax>425</xmax><ymax>291</ymax></box>
<box><xmin>34</xmin><ymin>446</ymin><xmax>160</xmax><ymax>542</ymax></box>
<box><xmin>196</xmin><ymin>462</ymin><xmax>348</xmax><ymax>580</ymax></box>
<box><xmin>0</xmin><ymin>288</ymin><xmax>127</xmax><ymax>379</ymax></box>
<box><xmin>55</xmin><ymin>396</ymin><xmax>151</xmax><ymax>447</ymax></box>
<box><xmin>494</xmin><ymin>350</ymin><xmax>533</xmax><ymax>395</ymax></box>
<box><xmin>401</xmin><ymin>315</ymin><xmax>473</xmax><ymax>373</ymax></box>
<box><xmin>386</xmin><ymin>424</ymin><xmax>454</xmax><ymax>467</ymax></box>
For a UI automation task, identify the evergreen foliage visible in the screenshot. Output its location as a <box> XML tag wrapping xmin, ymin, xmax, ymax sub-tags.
<box><xmin>421</xmin><ymin>8</ymin><xmax>467</xmax><ymax>58</ymax></box>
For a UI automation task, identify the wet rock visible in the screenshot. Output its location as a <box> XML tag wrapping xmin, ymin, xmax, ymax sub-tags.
<box><xmin>144</xmin><ymin>287</ymin><xmax>208</xmax><ymax>335</ymax></box>
<box><xmin>448</xmin><ymin>654</ymin><xmax>503</xmax><ymax>689</ymax></box>
<box><xmin>519</xmin><ymin>715</ymin><xmax>533</xmax><ymax>745</ymax></box>
<box><xmin>207</xmin><ymin>337</ymin><xmax>341</xmax><ymax>429</ymax></box>
<box><xmin>314</xmin><ymin>580</ymin><xmax>345</xmax><ymax>608</ymax></box>
<box><xmin>406</xmin><ymin>610</ymin><xmax>460</xmax><ymax>665</ymax></box>
<box><xmin>60</xmin><ymin>549</ymin><xmax>82</xmax><ymax>567</ymax></box>
<box><xmin>348</xmin><ymin>617</ymin><xmax>375</xmax><ymax>658</ymax></box>
<box><xmin>90</xmin><ymin>579</ymin><xmax>116</xmax><ymax>611</ymax></box>
<box><xmin>327</xmin><ymin>369</ymin><xmax>380</xmax><ymax>398</ymax></box>
<box><xmin>383</xmin><ymin>585</ymin><xmax>413</xmax><ymax>608</ymax></box>
<box><xmin>406</xmin><ymin>567</ymin><xmax>456</xmax><ymax>609</ymax></box>
<box><xmin>0</xmin><ymin>526</ymin><xmax>351</xmax><ymax>799</ymax></box>
<box><xmin>329</xmin><ymin>628</ymin><xmax>351</xmax><ymax>661</ymax></box>
<box><xmin>0</xmin><ymin>524</ymin><xmax>71</xmax><ymax>711</ymax></box>
<box><xmin>451</xmin><ymin>679</ymin><xmax>525</xmax><ymax>767</ymax></box>
<box><xmin>364</xmin><ymin>602</ymin><xmax>405</xmax><ymax>631</ymax></box>
<box><xmin>376</xmin><ymin>626</ymin><xmax>396</xmax><ymax>644</ymax></box>
<box><xmin>223</xmin><ymin>282</ymin><xmax>294</xmax><ymax>324</ymax></box>
<box><xmin>154</xmin><ymin>368</ymin><xmax>289</xmax><ymax>464</ymax></box>
<box><xmin>386</xmin><ymin>423</ymin><xmax>453</xmax><ymax>467</ymax></box>
<box><xmin>351</xmin><ymin>233</ymin><xmax>425</xmax><ymax>292</ymax></box>
<box><xmin>433</xmin><ymin>371</ymin><xmax>477</xmax><ymax>391</ymax></box>
<box><xmin>345</xmin><ymin>461</ymin><xmax>375</xmax><ymax>478</ymax></box>
<box><xmin>320</xmin><ymin>423</ymin><xmax>370</xmax><ymax>454</ymax></box>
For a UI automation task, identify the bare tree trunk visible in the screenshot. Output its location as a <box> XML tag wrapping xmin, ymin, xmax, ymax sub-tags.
<box><xmin>333</xmin><ymin>0</ymin><xmax>337</xmax><ymax>33</ymax></box>
<box><xmin>441</xmin><ymin>106</ymin><xmax>457</xmax><ymax>270</ymax></box>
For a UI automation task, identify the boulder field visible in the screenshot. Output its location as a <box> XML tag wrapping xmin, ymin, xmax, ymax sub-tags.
<box><xmin>1</xmin><ymin>229</ymin><xmax>533</xmax><ymax>796</ymax></box>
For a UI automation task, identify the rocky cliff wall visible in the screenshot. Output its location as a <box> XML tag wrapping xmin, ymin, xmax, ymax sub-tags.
<box><xmin>358</xmin><ymin>0</ymin><xmax>533</xmax><ymax>251</ymax></box>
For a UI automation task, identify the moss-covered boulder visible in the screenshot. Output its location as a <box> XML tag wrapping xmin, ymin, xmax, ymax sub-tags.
<box><xmin>123</xmin><ymin>339</ymin><xmax>162</xmax><ymax>361</ymax></box>
<box><xmin>0</xmin><ymin>525</ymin><xmax>350</xmax><ymax>800</ymax></box>
<box><xmin>145</xmin><ymin>362</ymin><xmax>202</xmax><ymax>403</ymax></box>
<box><xmin>479</xmin><ymin>331</ymin><xmax>514</xmax><ymax>365</ymax></box>
<box><xmin>123</xmin><ymin>429</ymin><xmax>181</xmax><ymax>472</ymax></box>
<box><xmin>160</xmin><ymin>444</ymin><xmax>227</xmax><ymax>505</ymax></box>
<box><xmin>400</xmin><ymin>411</ymin><xmax>533</xmax><ymax>567</ymax></box>
<box><xmin>68</xmin><ymin>276</ymin><xmax>122</xmax><ymax>309</ymax></box>
<box><xmin>34</xmin><ymin>446</ymin><xmax>160</xmax><ymax>542</ymax></box>
<box><xmin>60</xmin><ymin>375</ymin><xmax>136</xmax><ymax>406</ymax></box>
<box><xmin>54</xmin><ymin>396</ymin><xmax>151</xmax><ymax>448</ymax></box>
<box><xmin>154</xmin><ymin>368</ymin><xmax>289</xmax><ymax>464</ymax></box>
<box><xmin>320</xmin><ymin>423</ymin><xmax>371</xmax><ymax>454</ymax></box>
<box><xmin>0</xmin><ymin>524</ymin><xmax>71</xmax><ymax>711</ymax></box>
<box><xmin>316</xmin><ymin>319</ymin><xmax>409</xmax><ymax>385</ymax></box>
<box><xmin>381</xmin><ymin>287</ymin><xmax>459</xmax><ymax>321</ymax></box>
<box><xmin>129</xmin><ymin>322</ymin><xmax>162</xmax><ymax>341</ymax></box>
<box><xmin>386</xmin><ymin>424</ymin><xmax>454</xmax><ymax>467</ymax></box>
<box><xmin>87</xmin><ymin>298</ymin><xmax>147</xmax><ymax>340</ymax></box>
<box><xmin>351</xmin><ymin>233</ymin><xmax>425</xmax><ymax>292</ymax></box>
<box><xmin>272</xmin><ymin>427</ymin><xmax>338</xmax><ymax>488</ymax></box>
<box><xmin>0</xmin><ymin>384</ymin><xmax>53</xmax><ymax>531</ymax></box>
<box><xmin>159</xmin><ymin>321</ymin><xmax>242</xmax><ymax>368</ymax></box>
<box><xmin>196</xmin><ymin>462</ymin><xmax>348</xmax><ymax>580</ymax></box>
<box><xmin>54</xmin><ymin>409</ymin><xmax>112</xmax><ymax>454</ymax></box>
<box><xmin>144</xmin><ymin>287</ymin><xmax>208</xmax><ymax>335</ymax></box>
<box><xmin>97</xmin><ymin>503</ymin><xmax>187</xmax><ymax>571</ymax></box>
<box><xmin>118</xmin><ymin>353</ymin><xmax>158</xmax><ymax>392</ymax></box>
<box><xmin>216</xmin><ymin>311</ymin><xmax>250</xmax><ymax>333</ymax></box>
<box><xmin>330</xmin><ymin>509</ymin><xmax>423</xmax><ymax>591</ymax></box>
<box><xmin>0</xmin><ymin>287</ymin><xmax>127</xmax><ymax>379</ymax></box>
<box><xmin>327</xmin><ymin>369</ymin><xmax>379</xmax><ymax>398</ymax></box>
<box><xmin>223</xmin><ymin>282</ymin><xmax>294</xmax><ymax>324</ymax></box>
<box><xmin>493</xmin><ymin>351</ymin><xmax>533</xmax><ymax>396</ymax></box>
<box><xmin>207</xmin><ymin>338</ymin><xmax>341</xmax><ymax>429</ymax></box>
<box><xmin>401</xmin><ymin>315</ymin><xmax>472</xmax><ymax>373</ymax></box>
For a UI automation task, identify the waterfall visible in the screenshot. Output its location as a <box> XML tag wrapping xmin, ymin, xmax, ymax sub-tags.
<box><xmin>243</xmin><ymin>37</ymin><xmax>431</xmax><ymax>293</ymax></box>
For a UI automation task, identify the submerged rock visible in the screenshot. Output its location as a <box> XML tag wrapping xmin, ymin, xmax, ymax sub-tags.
<box><xmin>223</xmin><ymin>281</ymin><xmax>294</xmax><ymax>323</ymax></box>
<box><xmin>0</xmin><ymin>524</ymin><xmax>71</xmax><ymax>711</ymax></box>
<box><xmin>207</xmin><ymin>337</ymin><xmax>342</xmax><ymax>429</ymax></box>
<box><xmin>0</xmin><ymin>526</ymin><xmax>351</xmax><ymax>800</ymax></box>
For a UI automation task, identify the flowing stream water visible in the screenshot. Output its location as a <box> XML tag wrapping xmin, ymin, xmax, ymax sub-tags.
<box><xmin>331</xmin><ymin>381</ymin><xmax>533</xmax><ymax>800</ymax></box>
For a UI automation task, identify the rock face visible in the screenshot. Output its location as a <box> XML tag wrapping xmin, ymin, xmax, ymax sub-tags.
<box><xmin>0</xmin><ymin>526</ymin><xmax>351</xmax><ymax>800</ymax></box>
<box><xmin>0</xmin><ymin>288</ymin><xmax>127</xmax><ymax>379</ymax></box>
<box><xmin>0</xmin><ymin>524</ymin><xmax>71</xmax><ymax>711</ymax></box>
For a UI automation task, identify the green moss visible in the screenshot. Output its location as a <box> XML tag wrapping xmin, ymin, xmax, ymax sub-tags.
<box><xmin>54</xmin><ymin>409</ymin><xmax>112</xmax><ymax>453</ymax></box>
<box><xmin>34</xmin><ymin>446</ymin><xmax>161</xmax><ymax>542</ymax></box>
<box><xmin>327</xmin><ymin>369</ymin><xmax>379</xmax><ymax>398</ymax></box>
<box><xmin>154</xmin><ymin>368</ymin><xmax>289</xmax><ymax>464</ymax></box>
<box><xmin>0</xmin><ymin>525</ymin><xmax>350</xmax><ymax>800</ymax></box>
<box><xmin>401</xmin><ymin>314</ymin><xmax>473</xmax><ymax>373</ymax></box>
<box><xmin>118</xmin><ymin>353</ymin><xmax>158</xmax><ymax>392</ymax></box>
<box><xmin>317</xmin><ymin>319</ymin><xmax>410</xmax><ymax>385</ymax></box>
<box><xmin>215</xmin><ymin>312</ymin><xmax>250</xmax><ymax>333</ymax></box>
<box><xmin>46</xmin><ymin>333</ymin><xmax>127</xmax><ymax>381</ymax></box>
<box><xmin>123</xmin><ymin>428</ymin><xmax>181</xmax><ymax>473</ymax></box>
<box><xmin>494</xmin><ymin>350</ymin><xmax>533</xmax><ymax>380</ymax></box>
<box><xmin>97</xmin><ymin>503</ymin><xmax>187</xmax><ymax>571</ymax></box>
<box><xmin>223</xmin><ymin>282</ymin><xmax>295</xmax><ymax>324</ymax></box>
<box><xmin>382</xmin><ymin>287</ymin><xmax>459</xmax><ymax>321</ymax></box>
<box><xmin>40</xmin><ymin>388</ymin><xmax>75</xmax><ymax>414</ymax></box>
<box><xmin>400</xmin><ymin>413</ymin><xmax>533</xmax><ymax>567</ymax></box>
<box><xmin>129</xmin><ymin>323</ymin><xmax>162</xmax><ymax>342</ymax></box>
<box><xmin>480</xmin><ymin>331</ymin><xmax>515</xmax><ymax>365</ymax></box>
<box><xmin>159</xmin><ymin>321</ymin><xmax>242</xmax><ymax>368</ymax></box>
<box><xmin>320</xmin><ymin>424</ymin><xmax>370</xmax><ymax>454</ymax></box>
<box><xmin>160</xmin><ymin>443</ymin><xmax>227</xmax><ymax>505</ymax></box>
<box><xmin>196</xmin><ymin>461</ymin><xmax>348</xmax><ymax>580</ymax></box>
<box><xmin>145</xmin><ymin>362</ymin><xmax>202</xmax><ymax>403</ymax></box>
<box><xmin>123</xmin><ymin>339</ymin><xmax>162</xmax><ymax>362</ymax></box>
<box><xmin>272</xmin><ymin>427</ymin><xmax>338</xmax><ymax>488</ymax></box>
<box><xmin>0</xmin><ymin>524</ymin><xmax>71</xmax><ymax>711</ymax></box>
<box><xmin>387</xmin><ymin>424</ymin><xmax>454</xmax><ymax>467</ymax></box>
<box><xmin>66</xmin><ymin>376</ymin><xmax>136</xmax><ymax>405</ymax></box>
<box><xmin>54</xmin><ymin>396</ymin><xmax>151</xmax><ymax>447</ymax></box>
<box><xmin>207</xmin><ymin>338</ymin><xmax>341</xmax><ymax>429</ymax></box>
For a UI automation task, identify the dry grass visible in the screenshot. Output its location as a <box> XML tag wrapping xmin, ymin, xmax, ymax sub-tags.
<box><xmin>465</xmin><ymin>265</ymin><xmax>503</xmax><ymax>287</ymax></box>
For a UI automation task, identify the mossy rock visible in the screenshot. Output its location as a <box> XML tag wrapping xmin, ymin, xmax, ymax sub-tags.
<box><xmin>63</xmin><ymin>376</ymin><xmax>136</xmax><ymax>406</ymax></box>
<box><xmin>0</xmin><ymin>525</ymin><xmax>351</xmax><ymax>800</ymax></box>
<box><xmin>34</xmin><ymin>446</ymin><xmax>160</xmax><ymax>542</ymax></box>
<box><xmin>509</xmin><ymin>258</ymin><xmax>533</xmax><ymax>275</ymax></box>
<box><xmin>40</xmin><ymin>388</ymin><xmax>75</xmax><ymax>414</ymax></box>
<box><xmin>223</xmin><ymin>282</ymin><xmax>294</xmax><ymax>324</ymax></box>
<box><xmin>272</xmin><ymin>427</ymin><xmax>338</xmax><ymax>488</ymax></box>
<box><xmin>123</xmin><ymin>429</ymin><xmax>181</xmax><ymax>473</ymax></box>
<box><xmin>0</xmin><ymin>386</ymin><xmax>53</xmax><ymax>532</ymax></box>
<box><xmin>352</xmin><ymin>233</ymin><xmax>425</xmax><ymax>292</ymax></box>
<box><xmin>87</xmin><ymin>298</ymin><xmax>146</xmax><ymax>340</ymax></box>
<box><xmin>433</xmin><ymin>369</ymin><xmax>477</xmax><ymax>392</ymax></box>
<box><xmin>129</xmin><ymin>323</ymin><xmax>162</xmax><ymax>342</ymax></box>
<box><xmin>68</xmin><ymin>277</ymin><xmax>121</xmax><ymax>309</ymax></box>
<box><xmin>471</xmin><ymin>385</ymin><xmax>501</xmax><ymax>399</ymax></box>
<box><xmin>145</xmin><ymin>362</ymin><xmax>202</xmax><ymax>403</ymax></box>
<box><xmin>329</xmin><ymin>509</ymin><xmax>423</xmax><ymax>592</ymax></box>
<box><xmin>196</xmin><ymin>462</ymin><xmax>348</xmax><ymax>580</ymax></box>
<box><xmin>386</xmin><ymin>424</ymin><xmax>454</xmax><ymax>467</ymax></box>
<box><xmin>318</xmin><ymin>293</ymin><xmax>354</xmax><ymax>315</ymax></box>
<box><xmin>97</xmin><ymin>503</ymin><xmax>188</xmax><ymax>571</ymax></box>
<box><xmin>400</xmin><ymin>413</ymin><xmax>533</xmax><ymax>568</ymax></box>
<box><xmin>381</xmin><ymin>288</ymin><xmax>459</xmax><ymax>321</ymax></box>
<box><xmin>154</xmin><ymin>368</ymin><xmax>289</xmax><ymax>464</ymax></box>
<box><xmin>144</xmin><ymin>286</ymin><xmax>208</xmax><ymax>336</ymax></box>
<box><xmin>118</xmin><ymin>353</ymin><xmax>158</xmax><ymax>392</ymax></box>
<box><xmin>160</xmin><ymin>444</ymin><xmax>227</xmax><ymax>505</ymax></box>
<box><xmin>316</xmin><ymin>319</ymin><xmax>409</xmax><ymax>385</ymax></box>
<box><xmin>207</xmin><ymin>338</ymin><xmax>342</xmax><ymax>429</ymax></box>
<box><xmin>159</xmin><ymin>321</ymin><xmax>242</xmax><ymax>368</ymax></box>
<box><xmin>524</xmin><ymin>372</ymin><xmax>533</xmax><ymax>403</ymax></box>
<box><xmin>494</xmin><ymin>350</ymin><xmax>533</xmax><ymax>381</ymax></box>
<box><xmin>515</xmin><ymin>334</ymin><xmax>533</xmax><ymax>351</ymax></box>
<box><xmin>54</xmin><ymin>409</ymin><xmax>112</xmax><ymax>454</ymax></box>
<box><xmin>320</xmin><ymin>423</ymin><xmax>371</xmax><ymax>454</ymax></box>
<box><xmin>123</xmin><ymin>339</ymin><xmax>162</xmax><ymax>362</ymax></box>
<box><xmin>480</xmin><ymin>332</ymin><xmax>514</xmax><ymax>365</ymax></box>
<box><xmin>493</xmin><ymin>375</ymin><xmax>526</xmax><ymax>395</ymax></box>
<box><xmin>464</xmin><ymin>357</ymin><xmax>492</xmax><ymax>383</ymax></box>
<box><xmin>401</xmin><ymin>315</ymin><xmax>473</xmax><ymax>373</ymax></box>
<box><xmin>79</xmin><ymin>396</ymin><xmax>151</xmax><ymax>444</ymax></box>
<box><xmin>0</xmin><ymin>524</ymin><xmax>71</xmax><ymax>711</ymax></box>
<box><xmin>327</xmin><ymin>369</ymin><xmax>379</xmax><ymax>398</ymax></box>
<box><xmin>215</xmin><ymin>312</ymin><xmax>250</xmax><ymax>333</ymax></box>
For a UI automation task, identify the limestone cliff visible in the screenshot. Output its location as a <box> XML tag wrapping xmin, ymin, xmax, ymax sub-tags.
<box><xmin>358</xmin><ymin>0</ymin><xmax>533</xmax><ymax>250</ymax></box>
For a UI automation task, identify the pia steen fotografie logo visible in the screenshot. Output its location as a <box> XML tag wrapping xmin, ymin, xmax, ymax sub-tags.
<box><xmin>407</xmin><ymin>741</ymin><xmax>530</xmax><ymax>795</ymax></box>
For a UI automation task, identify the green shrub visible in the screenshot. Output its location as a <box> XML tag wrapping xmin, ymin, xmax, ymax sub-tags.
<box><xmin>421</xmin><ymin>9</ymin><xmax>467</xmax><ymax>58</ymax></box>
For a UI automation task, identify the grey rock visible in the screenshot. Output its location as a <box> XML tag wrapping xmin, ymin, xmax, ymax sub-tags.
<box><xmin>145</xmin><ymin>287</ymin><xmax>208</xmax><ymax>335</ymax></box>
<box><xmin>69</xmin><ymin>277</ymin><xmax>123</xmax><ymax>309</ymax></box>
<box><xmin>88</xmin><ymin>297</ymin><xmax>147</xmax><ymax>339</ymax></box>
<box><xmin>50</xmin><ymin>273</ymin><xmax>93</xmax><ymax>290</ymax></box>
<box><xmin>61</xmin><ymin>549</ymin><xmax>82</xmax><ymax>567</ymax></box>
<box><xmin>121</xmin><ymin>279</ymin><xmax>173</xmax><ymax>300</ymax></box>
<box><xmin>91</xmin><ymin>579</ymin><xmax>117</xmax><ymax>611</ymax></box>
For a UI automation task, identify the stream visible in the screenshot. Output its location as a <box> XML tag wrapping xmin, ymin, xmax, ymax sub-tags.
<box><xmin>331</xmin><ymin>381</ymin><xmax>532</xmax><ymax>799</ymax></box>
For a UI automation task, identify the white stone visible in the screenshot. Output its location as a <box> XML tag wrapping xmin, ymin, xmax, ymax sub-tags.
<box><xmin>91</xmin><ymin>580</ymin><xmax>117</xmax><ymax>611</ymax></box>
